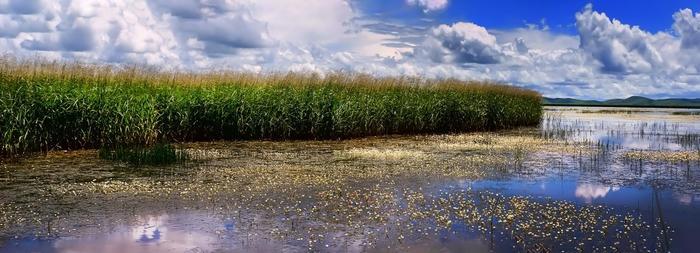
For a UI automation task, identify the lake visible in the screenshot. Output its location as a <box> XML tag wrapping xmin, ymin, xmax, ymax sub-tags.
<box><xmin>1</xmin><ymin>106</ymin><xmax>699</xmax><ymax>252</ymax></box>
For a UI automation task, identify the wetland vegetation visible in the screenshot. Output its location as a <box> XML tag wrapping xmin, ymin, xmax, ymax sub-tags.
<box><xmin>1</xmin><ymin>106</ymin><xmax>699</xmax><ymax>252</ymax></box>
<box><xmin>0</xmin><ymin>59</ymin><xmax>541</xmax><ymax>157</ymax></box>
<box><xmin>98</xmin><ymin>144</ymin><xmax>189</xmax><ymax>166</ymax></box>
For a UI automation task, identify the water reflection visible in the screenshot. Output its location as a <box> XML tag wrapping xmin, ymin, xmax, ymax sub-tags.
<box><xmin>541</xmin><ymin>106</ymin><xmax>700</xmax><ymax>151</ymax></box>
<box><xmin>134</xmin><ymin>216</ymin><xmax>163</xmax><ymax>244</ymax></box>
<box><xmin>673</xmin><ymin>192</ymin><xmax>699</xmax><ymax>205</ymax></box>
<box><xmin>1</xmin><ymin>214</ymin><xmax>220</xmax><ymax>253</ymax></box>
<box><xmin>574</xmin><ymin>183</ymin><xmax>619</xmax><ymax>203</ymax></box>
<box><xmin>0</xmin><ymin>212</ymin><xmax>496</xmax><ymax>253</ymax></box>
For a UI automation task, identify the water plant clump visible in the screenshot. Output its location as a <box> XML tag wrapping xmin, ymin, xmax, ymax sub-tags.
<box><xmin>671</xmin><ymin>111</ymin><xmax>700</xmax><ymax>116</ymax></box>
<box><xmin>98</xmin><ymin>143</ymin><xmax>188</xmax><ymax>166</ymax></box>
<box><xmin>0</xmin><ymin>58</ymin><xmax>542</xmax><ymax>156</ymax></box>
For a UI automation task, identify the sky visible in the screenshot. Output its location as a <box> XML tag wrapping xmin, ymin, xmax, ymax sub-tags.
<box><xmin>1</xmin><ymin>0</ymin><xmax>700</xmax><ymax>99</ymax></box>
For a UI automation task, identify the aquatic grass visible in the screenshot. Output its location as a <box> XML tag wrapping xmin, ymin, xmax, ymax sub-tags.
<box><xmin>580</xmin><ymin>109</ymin><xmax>652</xmax><ymax>114</ymax></box>
<box><xmin>671</xmin><ymin>111</ymin><xmax>700</xmax><ymax>116</ymax></box>
<box><xmin>622</xmin><ymin>150</ymin><xmax>700</xmax><ymax>163</ymax></box>
<box><xmin>98</xmin><ymin>143</ymin><xmax>188</xmax><ymax>166</ymax></box>
<box><xmin>336</xmin><ymin>148</ymin><xmax>429</xmax><ymax>160</ymax></box>
<box><xmin>0</xmin><ymin>58</ymin><xmax>542</xmax><ymax>156</ymax></box>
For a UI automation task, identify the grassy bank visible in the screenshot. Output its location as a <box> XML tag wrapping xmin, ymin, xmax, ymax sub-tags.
<box><xmin>0</xmin><ymin>60</ymin><xmax>542</xmax><ymax>156</ymax></box>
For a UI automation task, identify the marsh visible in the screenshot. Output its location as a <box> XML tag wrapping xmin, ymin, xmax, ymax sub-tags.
<box><xmin>1</xmin><ymin>107</ymin><xmax>699</xmax><ymax>252</ymax></box>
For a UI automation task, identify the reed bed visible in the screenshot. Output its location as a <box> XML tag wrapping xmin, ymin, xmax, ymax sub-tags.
<box><xmin>0</xmin><ymin>58</ymin><xmax>542</xmax><ymax>156</ymax></box>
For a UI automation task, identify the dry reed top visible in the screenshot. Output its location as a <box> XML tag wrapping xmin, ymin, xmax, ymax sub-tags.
<box><xmin>0</xmin><ymin>58</ymin><xmax>540</xmax><ymax>98</ymax></box>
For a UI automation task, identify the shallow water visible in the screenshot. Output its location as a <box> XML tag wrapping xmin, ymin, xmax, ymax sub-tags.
<box><xmin>1</xmin><ymin>106</ymin><xmax>699</xmax><ymax>252</ymax></box>
<box><xmin>542</xmin><ymin>106</ymin><xmax>700</xmax><ymax>150</ymax></box>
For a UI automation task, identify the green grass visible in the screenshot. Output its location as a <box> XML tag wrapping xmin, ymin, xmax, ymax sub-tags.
<box><xmin>99</xmin><ymin>143</ymin><xmax>188</xmax><ymax>166</ymax></box>
<box><xmin>0</xmin><ymin>59</ymin><xmax>542</xmax><ymax>156</ymax></box>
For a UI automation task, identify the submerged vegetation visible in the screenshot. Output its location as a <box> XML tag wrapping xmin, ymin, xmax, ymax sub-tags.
<box><xmin>98</xmin><ymin>143</ymin><xmax>188</xmax><ymax>166</ymax></box>
<box><xmin>0</xmin><ymin>58</ymin><xmax>542</xmax><ymax>156</ymax></box>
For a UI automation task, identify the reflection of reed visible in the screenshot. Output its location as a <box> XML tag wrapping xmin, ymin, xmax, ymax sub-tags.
<box><xmin>541</xmin><ymin>109</ymin><xmax>700</xmax><ymax>151</ymax></box>
<box><xmin>653</xmin><ymin>188</ymin><xmax>671</xmax><ymax>252</ymax></box>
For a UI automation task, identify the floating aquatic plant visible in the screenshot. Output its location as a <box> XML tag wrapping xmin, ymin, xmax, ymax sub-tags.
<box><xmin>98</xmin><ymin>143</ymin><xmax>188</xmax><ymax>166</ymax></box>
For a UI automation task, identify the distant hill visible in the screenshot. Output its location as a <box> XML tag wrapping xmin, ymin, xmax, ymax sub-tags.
<box><xmin>543</xmin><ymin>96</ymin><xmax>700</xmax><ymax>108</ymax></box>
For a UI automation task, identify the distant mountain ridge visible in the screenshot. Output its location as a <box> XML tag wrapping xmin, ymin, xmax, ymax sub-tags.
<box><xmin>543</xmin><ymin>96</ymin><xmax>700</xmax><ymax>108</ymax></box>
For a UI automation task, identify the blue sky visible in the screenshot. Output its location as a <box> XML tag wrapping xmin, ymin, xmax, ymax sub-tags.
<box><xmin>360</xmin><ymin>0</ymin><xmax>700</xmax><ymax>33</ymax></box>
<box><xmin>443</xmin><ymin>0</ymin><xmax>696</xmax><ymax>32</ymax></box>
<box><xmin>1</xmin><ymin>0</ymin><xmax>700</xmax><ymax>99</ymax></box>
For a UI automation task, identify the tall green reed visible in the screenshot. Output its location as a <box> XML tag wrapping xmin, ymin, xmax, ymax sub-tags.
<box><xmin>0</xmin><ymin>59</ymin><xmax>542</xmax><ymax>156</ymax></box>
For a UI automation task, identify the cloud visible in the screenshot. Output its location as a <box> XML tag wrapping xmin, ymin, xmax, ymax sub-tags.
<box><xmin>671</xmin><ymin>9</ymin><xmax>700</xmax><ymax>74</ymax></box>
<box><xmin>248</xmin><ymin>0</ymin><xmax>355</xmax><ymax>45</ymax></box>
<box><xmin>673</xmin><ymin>8</ymin><xmax>700</xmax><ymax>50</ymax></box>
<box><xmin>575</xmin><ymin>4</ymin><xmax>666</xmax><ymax>74</ymax></box>
<box><xmin>491</xmin><ymin>28</ymin><xmax>579</xmax><ymax>51</ymax></box>
<box><xmin>415</xmin><ymin>22</ymin><xmax>504</xmax><ymax>64</ymax></box>
<box><xmin>19</xmin><ymin>19</ymin><xmax>99</xmax><ymax>52</ymax></box>
<box><xmin>180</xmin><ymin>14</ymin><xmax>273</xmax><ymax>53</ymax></box>
<box><xmin>4</xmin><ymin>1</ymin><xmax>184</xmax><ymax>65</ymax></box>
<box><xmin>406</xmin><ymin>0</ymin><xmax>448</xmax><ymax>12</ymax></box>
<box><xmin>0</xmin><ymin>0</ymin><xmax>44</xmax><ymax>15</ymax></box>
<box><xmin>570</xmin><ymin>5</ymin><xmax>700</xmax><ymax>92</ymax></box>
<box><xmin>513</xmin><ymin>37</ymin><xmax>528</xmax><ymax>54</ymax></box>
<box><xmin>0</xmin><ymin>0</ymin><xmax>402</xmax><ymax>69</ymax></box>
<box><xmin>147</xmin><ymin>0</ymin><xmax>275</xmax><ymax>60</ymax></box>
<box><xmin>147</xmin><ymin>0</ymin><xmax>203</xmax><ymax>19</ymax></box>
<box><xmin>0</xmin><ymin>14</ymin><xmax>52</xmax><ymax>38</ymax></box>
<box><xmin>1</xmin><ymin>1</ymin><xmax>700</xmax><ymax>99</ymax></box>
<box><xmin>399</xmin><ymin>8</ymin><xmax>700</xmax><ymax>99</ymax></box>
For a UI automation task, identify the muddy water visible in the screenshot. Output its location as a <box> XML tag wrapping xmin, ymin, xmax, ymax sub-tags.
<box><xmin>1</xmin><ymin>106</ymin><xmax>699</xmax><ymax>252</ymax></box>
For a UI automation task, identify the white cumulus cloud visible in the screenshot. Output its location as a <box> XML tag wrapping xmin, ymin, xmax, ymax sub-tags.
<box><xmin>406</xmin><ymin>0</ymin><xmax>448</xmax><ymax>12</ymax></box>
<box><xmin>673</xmin><ymin>8</ymin><xmax>700</xmax><ymax>50</ymax></box>
<box><xmin>0</xmin><ymin>0</ymin><xmax>401</xmax><ymax>70</ymax></box>
<box><xmin>0</xmin><ymin>0</ymin><xmax>45</xmax><ymax>14</ymax></box>
<box><xmin>415</xmin><ymin>22</ymin><xmax>504</xmax><ymax>64</ymax></box>
<box><xmin>575</xmin><ymin>4</ymin><xmax>667</xmax><ymax>74</ymax></box>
